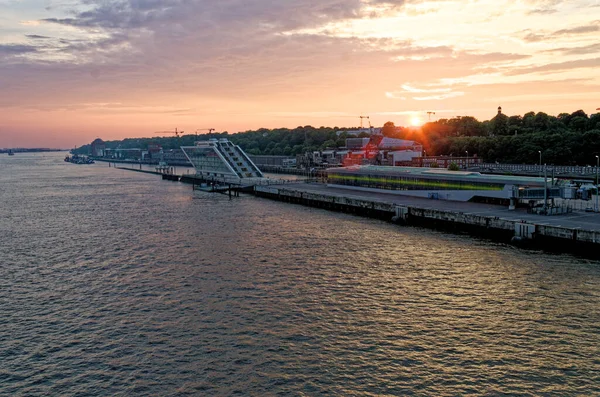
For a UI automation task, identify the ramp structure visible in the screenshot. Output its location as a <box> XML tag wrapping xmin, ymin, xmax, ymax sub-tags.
<box><xmin>181</xmin><ymin>138</ymin><xmax>264</xmax><ymax>183</ymax></box>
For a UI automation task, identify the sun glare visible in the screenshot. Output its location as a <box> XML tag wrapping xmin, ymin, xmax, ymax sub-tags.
<box><xmin>410</xmin><ymin>116</ymin><xmax>421</xmax><ymax>127</ymax></box>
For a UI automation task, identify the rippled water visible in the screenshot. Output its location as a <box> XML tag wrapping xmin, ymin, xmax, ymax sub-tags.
<box><xmin>1</xmin><ymin>152</ymin><xmax>599</xmax><ymax>396</ymax></box>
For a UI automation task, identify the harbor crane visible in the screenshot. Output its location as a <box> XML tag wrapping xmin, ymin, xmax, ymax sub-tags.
<box><xmin>195</xmin><ymin>128</ymin><xmax>215</xmax><ymax>139</ymax></box>
<box><xmin>359</xmin><ymin>115</ymin><xmax>374</xmax><ymax>134</ymax></box>
<box><xmin>154</xmin><ymin>128</ymin><xmax>185</xmax><ymax>137</ymax></box>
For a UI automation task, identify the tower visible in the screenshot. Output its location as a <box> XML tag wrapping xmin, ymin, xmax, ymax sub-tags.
<box><xmin>498</xmin><ymin>106</ymin><xmax>502</xmax><ymax>115</ymax></box>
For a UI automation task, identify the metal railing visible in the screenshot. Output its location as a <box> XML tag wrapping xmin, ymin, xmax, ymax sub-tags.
<box><xmin>471</xmin><ymin>163</ymin><xmax>599</xmax><ymax>176</ymax></box>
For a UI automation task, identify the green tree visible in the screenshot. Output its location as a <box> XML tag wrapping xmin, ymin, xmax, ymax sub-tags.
<box><xmin>491</xmin><ymin>112</ymin><xmax>509</xmax><ymax>136</ymax></box>
<box><xmin>381</xmin><ymin>121</ymin><xmax>396</xmax><ymax>137</ymax></box>
<box><xmin>570</xmin><ymin>117</ymin><xmax>588</xmax><ymax>132</ymax></box>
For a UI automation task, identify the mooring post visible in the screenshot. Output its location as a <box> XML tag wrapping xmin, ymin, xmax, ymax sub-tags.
<box><xmin>229</xmin><ymin>184</ymin><xmax>232</xmax><ymax>199</ymax></box>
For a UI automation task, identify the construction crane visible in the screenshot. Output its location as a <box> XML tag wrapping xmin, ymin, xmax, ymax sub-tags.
<box><xmin>427</xmin><ymin>111</ymin><xmax>436</xmax><ymax>122</ymax></box>
<box><xmin>154</xmin><ymin>128</ymin><xmax>185</xmax><ymax>137</ymax></box>
<box><xmin>195</xmin><ymin>128</ymin><xmax>215</xmax><ymax>139</ymax></box>
<box><xmin>359</xmin><ymin>115</ymin><xmax>370</xmax><ymax>129</ymax></box>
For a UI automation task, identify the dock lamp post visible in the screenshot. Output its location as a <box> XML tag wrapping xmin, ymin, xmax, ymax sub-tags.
<box><xmin>538</xmin><ymin>151</ymin><xmax>542</xmax><ymax>177</ymax></box>
<box><xmin>596</xmin><ymin>156</ymin><xmax>600</xmax><ymax>212</ymax></box>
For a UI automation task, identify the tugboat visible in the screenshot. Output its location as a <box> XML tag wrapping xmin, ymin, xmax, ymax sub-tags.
<box><xmin>7</xmin><ymin>149</ymin><xmax>14</xmax><ymax>156</ymax></box>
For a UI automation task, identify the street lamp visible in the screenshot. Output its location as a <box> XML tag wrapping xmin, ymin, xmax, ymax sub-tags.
<box><xmin>596</xmin><ymin>156</ymin><xmax>600</xmax><ymax>212</ymax></box>
<box><xmin>538</xmin><ymin>150</ymin><xmax>542</xmax><ymax>177</ymax></box>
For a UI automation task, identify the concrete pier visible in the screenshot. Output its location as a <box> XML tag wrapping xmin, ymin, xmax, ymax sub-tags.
<box><xmin>254</xmin><ymin>183</ymin><xmax>600</xmax><ymax>257</ymax></box>
<box><xmin>113</xmin><ymin>164</ymin><xmax>600</xmax><ymax>257</ymax></box>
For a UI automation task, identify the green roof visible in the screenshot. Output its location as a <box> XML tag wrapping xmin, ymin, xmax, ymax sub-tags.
<box><xmin>327</xmin><ymin>165</ymin><xmax>549</xmax><ymax>186</ymax></box>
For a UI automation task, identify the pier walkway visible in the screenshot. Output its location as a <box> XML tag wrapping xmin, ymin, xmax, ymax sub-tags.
<box><xmin>254</xmin><ymin>183</ymin><xmax>600</xmax><ymax>256</ymax></box>
<box><xmin>290</xmin><ymin>184</ymin><xmax>600</xmax><ymax>231</ymax></box>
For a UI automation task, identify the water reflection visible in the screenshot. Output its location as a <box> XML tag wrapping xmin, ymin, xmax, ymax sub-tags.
<box><xmin>0</xmin><ymin>153</ymin><xmax>599</xmax><ymax>396</ymax></box>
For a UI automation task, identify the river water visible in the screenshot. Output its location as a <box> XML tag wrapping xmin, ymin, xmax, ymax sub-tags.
<box><xmin>1</xmin><ymin>152</ymin><xmax>599</xmax><ymax>396</ymax></box>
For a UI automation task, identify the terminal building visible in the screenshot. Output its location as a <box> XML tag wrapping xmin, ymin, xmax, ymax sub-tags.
<box><xmin>181</xmin><ymin>138</ymin><xmax>264</xmax><ymax>182</ymax></box>
<box><xmin>326</xmin><ymin>165</ymin><xmax>577</xmax><ymax>209</ymax></box>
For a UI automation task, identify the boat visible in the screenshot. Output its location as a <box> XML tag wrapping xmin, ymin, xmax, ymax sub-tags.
<box><xmin>8</xmin><ymin>149</ymin><xmax>14</xmax><ymax>156</ymax></box>
<box><xmin>64</xmin><ymin>154</ymin><xmax>95</xmax><ymax>164</ymax></box>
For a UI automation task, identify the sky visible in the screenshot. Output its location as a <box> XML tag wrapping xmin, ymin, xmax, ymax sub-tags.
<box><xmin>1</xmin><ymin>0</ymin><xmax>600</xmax><ymax>148</ymax></box>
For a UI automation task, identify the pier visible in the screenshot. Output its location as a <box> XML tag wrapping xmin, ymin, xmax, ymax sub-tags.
<box><xmin>112</xmin><ymin>163</ymin><xmax>600</xmax><ymax>256</ymax></box>
<box><xmin>253</xmin><ymin>183</ymin><xmax>600</xmax><ymax>257</ymax></box>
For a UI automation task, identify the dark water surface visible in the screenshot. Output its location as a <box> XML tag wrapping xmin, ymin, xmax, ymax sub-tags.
<box><xmin>1</xmin><ymin>153</ymin><xmax>599</xmax><ymax>396</ymax></box>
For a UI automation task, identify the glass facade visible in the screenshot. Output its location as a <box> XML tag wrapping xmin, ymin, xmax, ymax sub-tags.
<box><xmin>182</xmin><ymin>146</ymin><xmax>237</xmax><ymax>176</ymax></box>
<box><xmin>182</xmin><ymin>139</ymin><xmax>265</xmax><ymax>180</ymax></box>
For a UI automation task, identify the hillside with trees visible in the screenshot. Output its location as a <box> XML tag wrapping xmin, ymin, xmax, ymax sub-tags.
<box><xmin>415</xmin><ymin>109</ymin><xmax>600</xmax><ymax>165</ymax></box>
<box><xmin>74</xmin><ymin>109</ymin><xmax>600</xmax><ymax>165</ymax></box>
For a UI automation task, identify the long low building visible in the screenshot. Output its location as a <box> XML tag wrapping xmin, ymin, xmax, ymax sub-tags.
<box><xmin>326</xmin><ymin>165</ymin><xmax>574</xmax><ymax>209</ymax></box>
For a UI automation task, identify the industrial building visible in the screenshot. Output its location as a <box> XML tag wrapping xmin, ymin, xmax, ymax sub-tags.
<box><xmin>296</xmin><ymin>136</ymin><xmax>424</xmax><ymax>169</ymax></box>
<box><xmin>344</xmin><ymin>136</ymin><xmax>423</xmax><ymax>166</ymax></box>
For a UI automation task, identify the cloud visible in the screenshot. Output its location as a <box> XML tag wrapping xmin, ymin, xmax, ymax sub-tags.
<box><xmin>527</xmin><ymin>8</ymin><xmax>558</xmax><ymax>15</ymax></box>
<box><xmin>41</xmin><ymin>0</ymin><xmax>390</xmax><ymax>31</ymax></box>
<box><xmin>541</xmin><ymin>42</ymin><xmax>600</xmax><ymax>56</ymax></box>
<box><xmin>520</xmin><ymin>20</ymin><xmax>600</xmax><ymax>42</ymax></box>
<box><xmin>25</xmin><ymin>34</ymin><xmax>52</xmax><ymax>40</ymax></box>
<box><xmin>19</xmin><ymin>20</ymin><xmax>41</xmax><ymax>26</ymax></box>
<box><xmin>506</xmin><ymin>57</ymin><xmax>600</xmax><ymax>76</ymax></box>
<box><xmin>525</xmin><ymin>0</ymin><xmax>563</xmax><ymax>15</ymax></box>
<box><xmin>2</xmin><ymin>0</ymin><xmax>600</xmax><ymax>147</ymax></box>
<box><xmin>386</xmin><ymin>83</ymin><xmax>464</xmax><ymax>101</ymax></box>
<box><xmin>554</xmin><ymin>20</ymin><xmax>600</xmax><ymax>35</ymax></box>
<box><xmin>0</xmin><ymin>44</ymin><xmax>38</xmax><ymax>55</ymax></box>
<box><xmin>413</xmin><ymin>91</ymin><xmax>464</xmax><ymax>101</ymax></box>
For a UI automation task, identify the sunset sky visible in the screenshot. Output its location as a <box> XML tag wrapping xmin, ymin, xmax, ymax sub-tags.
<box><xmin>1</xmin><ymin>0</ymin><xmax>599</xmax><ymax>147</ymax></box>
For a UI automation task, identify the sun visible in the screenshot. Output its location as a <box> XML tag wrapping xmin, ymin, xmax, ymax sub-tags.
<box><xmin>410</xmin><ymin>116</ymin><xmax>421</xmax><ymax>127</ymax></box>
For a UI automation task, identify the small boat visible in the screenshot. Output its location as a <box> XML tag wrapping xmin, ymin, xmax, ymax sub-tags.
<box><xmin>8</xmin><ymin>149</ymin><xmax>14</xmax><ymax>156</ymax></box>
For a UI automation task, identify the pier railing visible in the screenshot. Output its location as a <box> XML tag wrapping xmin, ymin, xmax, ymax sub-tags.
<box><xmin>470</xmin><ymin>163</ymin><xmax>599</xmax><ymax>177</ymax></box>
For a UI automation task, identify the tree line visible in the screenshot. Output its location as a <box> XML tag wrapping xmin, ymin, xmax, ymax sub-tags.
<box><xmin>75</xmin><ymin>109</ymin><xmax>600</xmax><ymax>165</ymax></box>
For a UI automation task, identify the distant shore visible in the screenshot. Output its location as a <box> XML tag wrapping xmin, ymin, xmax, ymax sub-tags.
<box><xmin>1</xmin><ymin>148</ymin><xmax>66</xmax><ymax>153</ymax></box>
